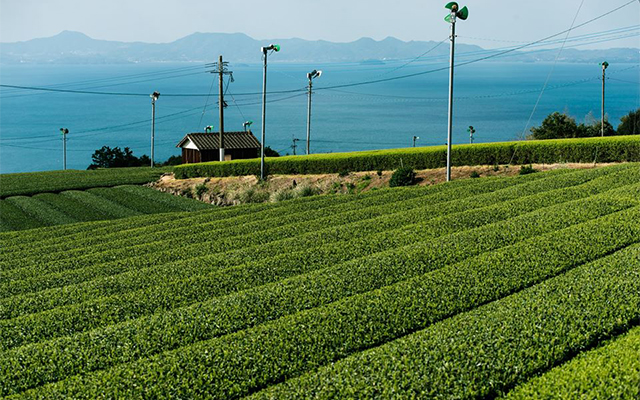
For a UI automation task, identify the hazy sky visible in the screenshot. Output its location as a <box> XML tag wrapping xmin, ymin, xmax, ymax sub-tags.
<box><xmin>1</xmin><ymin>0</ymin><xmax>639</xmax><ymax>49</ymax></box>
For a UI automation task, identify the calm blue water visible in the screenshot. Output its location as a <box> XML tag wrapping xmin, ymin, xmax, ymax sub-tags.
<box><xmin>1</xmin><ymin>60</ymin><xmax>638</xmax><ymax>173</ymax></box>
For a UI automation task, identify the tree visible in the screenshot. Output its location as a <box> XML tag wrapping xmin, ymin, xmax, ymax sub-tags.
<box><xmin>87</xmin><ymin>146</ymin><xmax>149</xmax><ymax>169</ymax></box>
<box><xmin>264</xmin><ymin>146</ymin><xmax>280</xmax><ymax>157</ymax></box>
<box><xmin>528</xmin><ymin>111</ymin><xmax>616</xmax><ymax>140</ymax></box>
<box><xmin>162</xmin><ymin>155</ymin><xmax>183</xmax><ymax>166</ymax></box>
<box><xmin>580</xmin><ymin>119</ymin><xmax>615</xmax><ymax>137</ymax></box>
<box><xmin>617</xmin><ymin>108</ymin><xmax>640</xmax><ymax>136</ymax></box>
<box><xmin>528</xmin><ymin>112</ymin><xmax>581</xmax><ymax>140</ymax></box>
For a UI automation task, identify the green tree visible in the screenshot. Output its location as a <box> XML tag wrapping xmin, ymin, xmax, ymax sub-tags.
<box><xmin>87</xmin><ymin>146</ymin><xmax>148</xmax><ymax>169</ymax></box>
<box><xmin>264</xmin><ymin>146</ymin><xmax>280</xmax><ymax>157</ymax></box>
<box><xmin>162</xmin><ymin>155</ymin><xmax>183</xmax><ymax>166</ymax></box>
<box><xmin>580</xmin><ymin>119</ymin><xmax>615</xmax><ymax>137</ymax></box>
<box><xmin>617</xmin><ymin>108</ymin><xmax>640</xmax><ymax>136</ymax></box>
<box><xmin>528</xmin><ymin>112</ymin><xmax>581</xmax><ymax>140</ymax></box>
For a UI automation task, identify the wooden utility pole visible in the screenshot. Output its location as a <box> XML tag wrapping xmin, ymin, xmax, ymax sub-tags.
<box><xmin>292</xmin><ymin>137</ymin><xmax>300</xmax><ymax>155</ymax></box>
<box><xmin>210</xmin><ymin>56</ymin><xmax>232</xmax><ymax>161</ymax></box>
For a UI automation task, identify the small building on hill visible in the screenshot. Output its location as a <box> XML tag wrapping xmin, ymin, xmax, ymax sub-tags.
<box><xmin>176</xmin><ymin>131</ymin><xmax>261</xmax><ymax>164</ymax></box>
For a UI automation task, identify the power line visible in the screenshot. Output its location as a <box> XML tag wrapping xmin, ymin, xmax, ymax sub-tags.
<box><xmin>311</xmin><ymin>0</ymin><xmax>638</xmax><ymax>92</ymax></box>
<box><xmin>1</xmin><ymin>3</ymin><xmax>635</xmax><ymax>100</ymax></box>
<box><xmin>0</xmin><ymin>70</ymin><xmax>211</xmax><ymax>100</ymax></box>
<box><xmin>0</xmin><ymin>64</ymin><xmax>212</xmax><ymax>94</ymax></box>
<box><xmin>520</xmin><ymin>0</ymin><xmax>586</xmax><ymax>141</ymax></box>
<box><xmin>0</xmin><ymin>83</ymin><xmax>307</xmax><ymax>97</ymax></box>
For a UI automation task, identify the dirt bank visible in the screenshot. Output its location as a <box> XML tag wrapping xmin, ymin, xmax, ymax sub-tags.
<box><xmin>148</xmin><ymin>163</ymin><xmax>616</xmax><ymax>206</ymax></box>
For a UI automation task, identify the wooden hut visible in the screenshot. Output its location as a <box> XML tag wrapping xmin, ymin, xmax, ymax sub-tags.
<box><xmin>176</xmin><ymin>131</ymin><xmax>261</xmax><ymax>164</ymax></box>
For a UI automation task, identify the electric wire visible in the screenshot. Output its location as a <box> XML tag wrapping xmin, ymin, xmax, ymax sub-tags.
<box><xmin>0</xmin><ymin>63</ymin><xmax>213</xmax><ymax>95</ymax></box>
<box><xmin>0</xmin><ymin>2</ymin><xmax>636</xmax><ymax>99</ymax></box>
<box><xmin>520</xmin><ymin>0</ymin><xmax>587</xmax><ymax>140</ymax></box>
<box><xmin>196</xmin><ymin>71</ymin><xmax>219</xmax><ymax>131</ymax></box>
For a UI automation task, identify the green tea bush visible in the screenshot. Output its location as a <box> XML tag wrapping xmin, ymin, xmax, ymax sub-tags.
<box><xmin>7</xmin><ymin>205</ymin><xmax>639</xmax><ymax>398</ymax></box>
<box><xmin>0</xmin><ymin>167</ymin><xmax>169</xmax><ymax>198</ymax></box>
<box><xmin>1</xmin><ymin>165</ymin><xmax>639</xmax><ymax>399</ymax></box>
<box><xmin>174</xmin><ymin>136</ymin><xmax>640</xmax><ymax>178</ymax></box>
<box><xmin>504</xmin><ymin>325</ymin><xmax>640</xmax><ymax>399</ymax></box>
<box><xmin>0</xmin><ymin>187</ymin><xmax>209</xmax><ymax>232</ymax></box>
<box><xmin>249</xmin><ymin>241</ymin><xmax>640</xmax><ymax>400</ymax></box>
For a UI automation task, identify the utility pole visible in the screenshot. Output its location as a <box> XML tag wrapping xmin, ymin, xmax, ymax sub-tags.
<box><xmin>219</xmin><ymin>55</ymin><xmax>225</xmax><ymax>161</ymax></box>
<box><xmin>260</xmin><ymin>44</ymin><xmax>280</xmax><ymax>180</ymax></box>
<box><xmin>306</xmin><ymin>69</ymin><xmax>322</xmax><ymax>155</ymax></box>
<box><xmin>444</xmin><ymin>2</ymin><xmax>469</xmax><ymax>182</ymax></box>
<box><xmin>150</xmin><ymin>91</ymin><xmax>160</xmax><ymax>167</ymax></box>
<box><xmin>413</xmin><ymin>135</ymin><xmax>419</xmax><ymax>147</ymax></box>
<box><xmin>60</xmin><ymin>128</ymin><xmax>69</xmax><ymax>170</ymax></box>
<box><xmin>211</xmin><ymin>56</ymin><xmax>233</xmax><ymax>161</ymax></box>
<box><xmin>600</xmin><ymin>61</ymin><xmax>609</xmax><ymax>137</ymax></box>
<box><xmin>292</xmin><ymin>137</ymin><xmax>300</xmax><ymax>155</ymax></box>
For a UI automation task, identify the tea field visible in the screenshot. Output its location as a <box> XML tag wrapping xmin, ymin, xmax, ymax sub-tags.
<box><xmin>0</xmin><ymin>185</ymin><xmax>211</xmax><ymax>232</ymax></box>
<box><xmin>0</xmin><ymin>163</ymin><xmax>639</xmax><ymax>399</ymax></box>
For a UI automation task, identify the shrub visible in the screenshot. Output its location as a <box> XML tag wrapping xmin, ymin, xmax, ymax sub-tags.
<box><xmin>519</xmin><ymin>165</ymin><xmax>538</xmax><ymax>175</ymax></box>
<box><xmin>194</xmin><ymin>183</ymin><xmax>208</xmax><ymax>198</ymax></box>
<box><xmin>180</xmin><ymin>188</ymin><xmax>193</xmax><ymax>198</ymax></box>
<box><xmin>294</xmin><ymin>186</ymin><xmax>320</xmax><ymax>198</ymax></box>
<box><xmin>270</xmin><ymin>189</ymin><xmax>294</xmax><ymax>203</ymax></box>
<box><xmin>470</xmin><ymin>171</ymin><xmax>481</xmax><ymax>178</ymax></box>
<box><xmin>235</xmin><ymin>187</ymin><xmax>269</xmax><ymax>204</ymax></box>
<box><xmin>389</xmin><ymin>167</ymin><xmax>416</xmax><ymax>187</ymax></box>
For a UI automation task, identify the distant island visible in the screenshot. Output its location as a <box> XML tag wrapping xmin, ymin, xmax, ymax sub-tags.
<box><xmin>1</xmin><ymin>31</ymin><xmax>638</xmax><ymax>64</ymax></box>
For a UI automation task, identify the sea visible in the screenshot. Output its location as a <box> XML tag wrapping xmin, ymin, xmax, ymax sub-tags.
<box><xmin>1</xmin><ymin>60</ymin><xmax>638</xmax><ymax>173</ymax></box>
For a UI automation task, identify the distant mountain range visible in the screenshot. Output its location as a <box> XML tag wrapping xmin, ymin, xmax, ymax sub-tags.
<box><xmin>1</xmin><ymin>31</ymin><xmax>638</xmax><ymax>64</ymax></box>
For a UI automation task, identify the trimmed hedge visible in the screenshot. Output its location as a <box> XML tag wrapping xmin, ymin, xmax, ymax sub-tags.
<box><xmin>0</xmin><ymin>187</ymin><xmax>212</xmax><ymax>232</ymax></box>
<box><xmin>0</xmin><ymin>170</ymin><xmax>557</xmax><ymax>295</ymax></box>
<box><xmin>0</xmin><ymin>201</ymin><xmax>44</xmax><ymax>232</ymax></box>
<box><xmin>3</xmin><ymin>197</ymin><xmax>77</xmax><ymax>226</ymax></box>
<box><xmin>1</xmin><ymin>166</ymin><xmax>635</xmax><ymax>321</ymax></box>
<box><xmin>0</xmin><ymin>185</ymin><xmax>637</xmax><ymax>393</ymax></box>
<box><xmin>0</xmin><ymin>167</ymin><xmax>170</xmax><ymax>198</ymax></box>
<box><xmin>0</xmin><ymin>189</ymin><xmax>337</xmax><ymax>251</ymax></box>
<box><xmin>174</xmin><ymin>136</ymin><xmax>640</xmax><ymax>178</ymax></box>
<box><xmin>7</xmin><ymin>204</ymin><xmax>640</xmax><ymax>398</ymax></box>
<box><xmin>504</xmin><ymin>325</ymin><xmax>640</xmax><ymax>399</ymax></box>
<box><xmin>246</xmin><ymin>241</ymin><xmax>640</xmax><ymax>400</ymax></box>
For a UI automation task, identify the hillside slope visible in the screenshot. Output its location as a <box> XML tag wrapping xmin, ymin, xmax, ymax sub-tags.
<box><xmin>0</xmin><ymin>163</ymin><xmax>639</xmax><ymax>398</ymax></box>
<box><xmin>0</xmin><ymin>185</ymin><xmax>211</xmax><ymax>232</ymax></box>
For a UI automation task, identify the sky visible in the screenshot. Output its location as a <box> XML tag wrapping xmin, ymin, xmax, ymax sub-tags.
<box><xmin>1</xmin><ymin>0</ymin><xmax>639</xmax><ymax>49</ymax></box>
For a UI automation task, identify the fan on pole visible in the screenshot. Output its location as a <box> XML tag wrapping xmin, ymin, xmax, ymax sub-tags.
<box><xmin>444</xmin><ymin>2</ymin><xmax>469</xmax><ymax>181</ymax></box>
